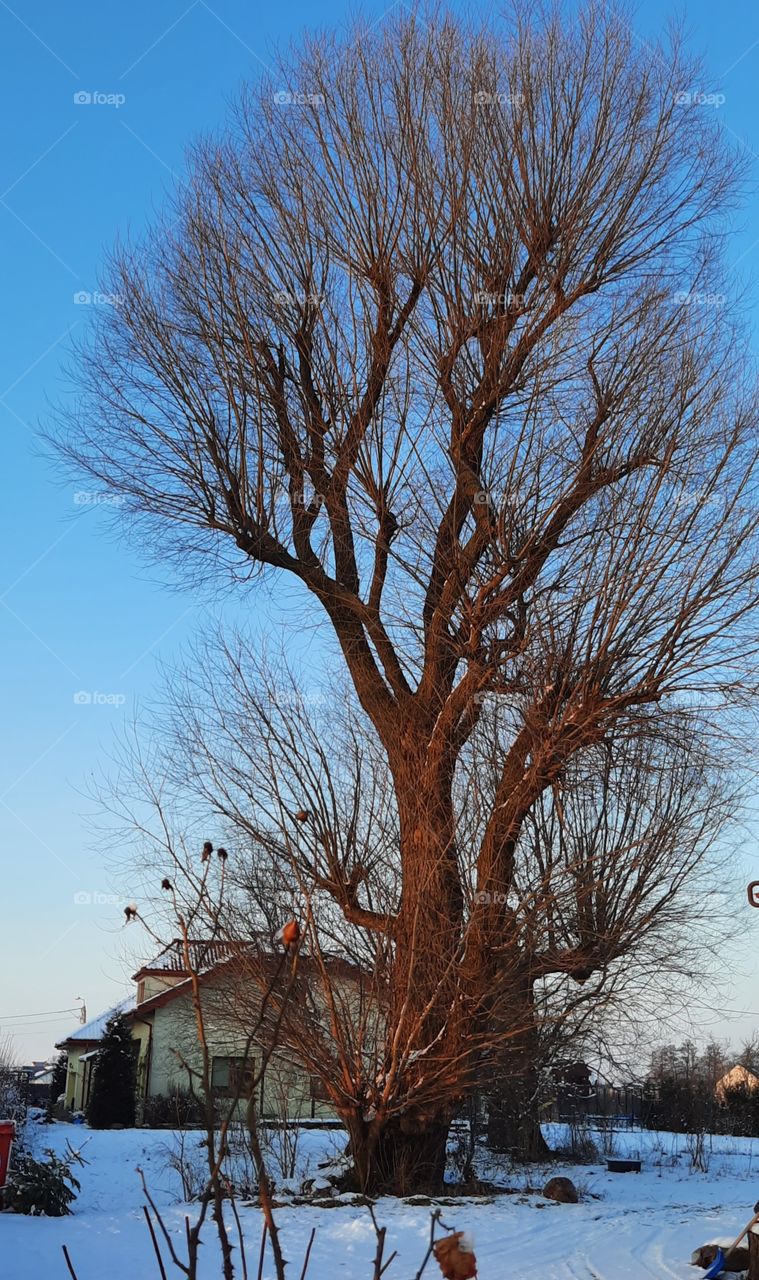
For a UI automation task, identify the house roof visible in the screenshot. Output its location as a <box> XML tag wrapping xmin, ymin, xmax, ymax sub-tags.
<box><xmin>61</xmin><ymin>939</ymin><xmax>364</xmax><ymax>1044</ymax></box>
<box><xmin>126</xmin><ymin>941</ymin><xmax>362</xmax><ymax>1021</ymax></box>
<box><xmin>55</xmin><ymin>995</ymin><xmax>136</xmax><ymax>1049</ymax></box>
<box><xmin>716</xmin><ymin>1064</ymin><xmax>759</xmax><ymax>1095</ymax></box>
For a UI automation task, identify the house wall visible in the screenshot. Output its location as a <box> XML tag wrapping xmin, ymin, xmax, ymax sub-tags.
<box><xmin>63</xmin><ymin>1045</ymin><xmax>97</xmax><ymax>1111</ymax></box>
<box><xmin>129</xmin><ymin>1017</ymin><xmax>153</xmax><ymax>1103</ymax></box>
<box><xmin>146</xmin><ymin>982</ymin><xmax>334</xmax><ymax>1120</ymax></box>
<box><xmin>137</xmin><ymin>972</ymin><xmax>188</xmax><ymax>1003</ymax></box>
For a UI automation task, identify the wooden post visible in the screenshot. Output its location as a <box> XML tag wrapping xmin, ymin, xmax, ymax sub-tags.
<box><xmin>748</xmin><ymin>1226</ymin><xmax>759</xmax><ymax>1279</ymax></box>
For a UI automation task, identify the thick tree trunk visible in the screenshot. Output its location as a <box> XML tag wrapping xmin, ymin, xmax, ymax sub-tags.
<box><xmin>337</xmin><ymin>745</ymin><xmax>462</xmax><ymax>1196</ymax></box>
<box><xmin>748</xmin><ymin>1226</ymin><xmax>759</xmax><ymax>1279</ymax></box>
<box><xmin>344</xmin><ymin>1110</ymin><xmax>451</xmax><ymax>1196</ymax></box>
<box><xmin>487</xmin><ymin>1087</ymin><xmax>550</xmax><ymax>1160</ymax></box>
<box><xmin>486</xmin><ymin>978</ymin><xmax>551</xmax><ymax>1161</ymax></box>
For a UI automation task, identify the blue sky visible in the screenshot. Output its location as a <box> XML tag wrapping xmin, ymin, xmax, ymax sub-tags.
<box><xmin>2</xmin><ymin>0</ymin><xmax>759</xmax><ymax>1064</ymax></box>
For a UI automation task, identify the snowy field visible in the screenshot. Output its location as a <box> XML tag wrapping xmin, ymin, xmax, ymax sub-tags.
<box><xmin>4</xmin><ymin>1121</ymin><xmax>759</xmax><ymax>1279</ymax></box>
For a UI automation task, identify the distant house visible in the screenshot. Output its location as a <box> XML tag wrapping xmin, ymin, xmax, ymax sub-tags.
<box><xmin>57</xmin><ymin>940</ymin><xmax>346</xmax><ymax>1121</ymax></box>
<box><xmin>715</xmin><ymin>1064</ymin><xmax>759</xmax><ymax>1104</ymax></box>
<box><xmin>20</xmin><ymin>1061</ymin><xmax>56</xmax><ymax>1106</ymax></box>
<box><xmin>56</xmin><ymin>996</ymin><xmax>135</xmax><ymax>1111</ymax></box>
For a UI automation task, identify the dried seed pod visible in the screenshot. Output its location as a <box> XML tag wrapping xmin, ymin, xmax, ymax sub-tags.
<box><xmin>275</xmin><ymin>919</ymin><xmax>301</xmax><ymax>948</ymax></box>
<box><xmin>433</xmin><ymin>1233</ymin><xmax>477</xmax><ymax>1280</ymax></box>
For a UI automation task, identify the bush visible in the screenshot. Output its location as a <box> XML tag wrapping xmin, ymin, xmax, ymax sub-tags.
<box><xmin>559</xmin><ymin>1121</ymin><xmax>598</xmax><ymax>1163</ymax></box>
<box><xmin>0</xmin><ymin>1067</ymin><xmax>27</xmax><ymax>1126</ymax></box>
<box><xmin>141</xmin><ymin>1088</ymin><xmax>206</xmax><ymax>1129</ymax></box>
<box><xmin>4</xmin><ymin>1148</ymin><xmax>81</xmax><ymax>1216</ymax></box>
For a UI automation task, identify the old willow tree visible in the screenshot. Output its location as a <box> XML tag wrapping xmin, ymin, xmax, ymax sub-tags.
<box><xmin>56</xmin><ymin>6</ymin><xmax>759</xmax><ymax>1190</ymax></box>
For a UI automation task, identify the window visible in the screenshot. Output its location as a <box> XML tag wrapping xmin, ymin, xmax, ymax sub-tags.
<box><xmin>211</xmin><ymin>1056</ymin><xmax>255</xmax><ymax>1098</ymax></box>
<box><xmin>310</xmin><ymin>1075</ymin><xmax>331</xmax><ymax>1103</ymax></box>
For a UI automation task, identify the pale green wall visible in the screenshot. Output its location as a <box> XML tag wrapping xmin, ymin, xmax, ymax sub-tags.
<box><xmin>144</xmin><ymin>983</ymin><xmax>334</xmax><ymax>1119</ymax></box>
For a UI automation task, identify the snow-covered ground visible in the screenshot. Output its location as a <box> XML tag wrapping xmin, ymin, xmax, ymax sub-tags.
<box><xmin>3</xmin><ymin>1120</ymin><xmax>759</xmax><ymax>1279</ymax></box>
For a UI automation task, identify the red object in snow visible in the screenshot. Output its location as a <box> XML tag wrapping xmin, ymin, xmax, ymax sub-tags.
<box><xmin>0</xmin><ymin>1121</ymin><xmax>15</xmax><ymax>1188</ymax></box>
<box><xmin>748</xmin><ymin>882</ymin><xmax>759</xmax><ymax>908</ymax></box>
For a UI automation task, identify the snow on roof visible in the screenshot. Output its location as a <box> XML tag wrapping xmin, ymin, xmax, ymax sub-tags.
<box><xmin>55</xmin><ymin>994</ymin><xmax>136</xmax><ymax>1047</ymax></box>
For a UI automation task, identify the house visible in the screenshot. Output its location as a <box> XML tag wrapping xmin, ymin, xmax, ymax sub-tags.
<box><xmin>715</xmin><ymin>1064</ymin><xmax>759</xmax><ymax>1104</ymax></box>
<box><xmin>57</xmin><ymin>996</ymin><xmax>136</xmax><ymax>1111</ymax></box>
<box><xmin>56</xmin><ymin>939</ymin><xmax>343</xmax><ymax>1121</ymax></box>
<box><xmin>20</xmin><ymin>1061</ymin><xmax>56</xmax><ymax>1106</ymax></box>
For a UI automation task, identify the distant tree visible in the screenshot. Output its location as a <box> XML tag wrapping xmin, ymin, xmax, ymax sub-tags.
<box><xmin>86</xmin><ymin>1015</ymin><xmax>137</xmax><ymax>1129</ymax></box>
<box><xmin>721</xmin><ymin>1083</ymin><xmax>755</xmax><ymax>1137</ymax></box>
<box><xmin>738</xmin><ymin>1033</ymin><xmax>759</xmax><ymax>1077</ymax></box>
<box><xmin>46</xmin><ymin>1052</ymin><xmax>68</xmax><ymax>1119</ymax></box>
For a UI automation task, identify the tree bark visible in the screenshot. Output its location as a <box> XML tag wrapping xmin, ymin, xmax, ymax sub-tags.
<box><xmin>487</xmin><ymin>1086</ymin><xmax>550</xmax><ymax>1161</ymax></box>
<box><xmin>749</xmin><ymin>1227</ymin><xmax>759</xmax><ymax>1280</ymax></box>
<box><xmin>486</xmin><ymin>977</ymin><xmax>551</xmax><ymax>1161</ymax></box>
<box><xmin>340</xmin><ymin>749</ymin><xmax>463</xmax><ymax>1196</ymax></box>
<box><xmin>344</xmin><ymin>1112</ymin><xmax>450</xmax><ymax>1196</ymax></box>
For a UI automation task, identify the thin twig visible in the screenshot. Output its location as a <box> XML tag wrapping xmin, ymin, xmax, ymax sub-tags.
<box><xmin>256</xmin><ymin>1222</ymin><xmax>268</xmax><ymax>1280</ymax></box>
<box><xmin>62</xmin><ymin>1245</ymin><xmax>79</xmax><ymax>1280</ymax></box>
<box><xmin>136</xmin><ymin>1166</ymin><xmax>190</xmax><ymax>1277</ymax></box>
<box><xmin>225</xmin><ymin>1177</ymin><xmax>249</xmax><ymax>1280</ymax></box>
<box><xmin>143</xmin><ymin>1204</ymin><xmax>169</xmax><ymax>1280</ymax></box>
<box><xmin>413</xmin><ymin>1210</ymin><xmax>444</xmax><ymax>1280</ymax></box>
<box><xmin>368</xmin><ymin>1202</ymin><xmax>398</xmax><ymax>1279</ymax></box>
<box><xmin>299</xmin><ymin>1226</ymin><xmax>316</xmax><ymax>1280</ymax></box>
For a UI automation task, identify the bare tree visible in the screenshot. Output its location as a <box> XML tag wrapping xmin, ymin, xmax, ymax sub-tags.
<box><xmin>103</xmin><ymin>635</ymin><xmax>737</xmax><ymax>1186</ymax></box>
<box><xmin>54</xmin><ymin>4</ymin><xmax>759</xmax><ymax>1191</ymax></box>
